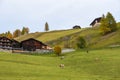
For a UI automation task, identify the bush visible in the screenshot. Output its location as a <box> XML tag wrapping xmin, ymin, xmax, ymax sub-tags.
<box><xmin>54</xmin><ymin>46</ymin><xmax>62</xmax><ymax>56</ymax></box>
<box><xmin>76</xmin><ymin>36</ymin><xmax>86</xmax><ymax>49</ymax></box>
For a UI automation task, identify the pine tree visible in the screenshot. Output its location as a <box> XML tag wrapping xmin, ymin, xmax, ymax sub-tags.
<box><xmin>21</xmin><ymin>27</ymin><xmax>26</xmax><ymax>35</ymax></box>
<box><xmin>21</xmin><ymin>27</ymin><xmax>29</xmax><ymax>35</ymax></box>
<box><xmin>45</xmin><ymin>22</ymin><xmax>49</xmax><ymax>31</ymax></box>
<box><xmin>106</xmin><ymin>12</ymin><xmax>117</xmax><ymax>32</ymax></box>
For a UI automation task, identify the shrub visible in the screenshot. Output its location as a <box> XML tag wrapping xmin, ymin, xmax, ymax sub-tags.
<box><xmin>76</xmin><ymin>36</ymin><xmax>86</xmax><ymax>49</ymax></box>
<box><xmin>54</xmin><ymin>46</ymin><xmax>62</xmax><ymax>56</ymax></box>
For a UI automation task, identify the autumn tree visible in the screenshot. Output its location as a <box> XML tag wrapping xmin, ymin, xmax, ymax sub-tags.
<box><xmin>13</xmin><ymin>29</ymin><xmax>21</xmax><ymax>38</ymax></box>
<box><xmin>45</xmin><ymin>22</ymin><xmax>49</xmax><ymax>31</ymax></box>
<box><xmin>7</xmin><ymin>31</ymin><xmax>13</xmax><ymax>39</ymax></box>
<box><xmin>0</xmin><ymin>31</ymin><xmax>13</xmax><ymax>39</ymax></box>
<box><xmin>0</xmin><ymin>33</ymin><xmax>5</xmax><ymax>37</ymax></box>
<box><xmin>25</xmin><ymin>27</ymin><xmax>29</xmax><ymax>34</ymax></box>
<box><xmin>100</xmin><ymin>15</ymin><xmax>111</xmax><ymax>34</ymax></box>
<box><xmin>100</xmin><ymin>12</ymin><xmax>117</xmax><ymax>35</ymax></box>
<box><xmin>54</xmin><ymin>46</ymin><xmax>62</xmax><ymax>56</ymax></box>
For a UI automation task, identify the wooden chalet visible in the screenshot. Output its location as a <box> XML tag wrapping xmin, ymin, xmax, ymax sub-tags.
<box><xmin>0</xmin><ymin>37</ymin><xmax>13</xmax><ymax>49</ymax></box>
<box><xmin>12</xmin><ymin>39</ymin><xmax>21</xmax><ymax>49</ymax></box>
<box><xmin>0</xmin><ymin>37</ymin><xmax>21</xmax><ymax>50</ymax></box>
<box><xmin>0</xmin><ymin>37</ymin><xmax>52</xmax><ymax>52</ymax></box>
<box><xmin>21</xmin><ymin>38</ymin><xmax>48</xmax><ymax>51</ymax></box>
<box><xmin>90</xmin><ymin>17</ymin><xmax>102</xmax><ymax>27</ymax></box>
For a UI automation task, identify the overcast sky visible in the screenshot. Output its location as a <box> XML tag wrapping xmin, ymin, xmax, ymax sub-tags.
<box><xmin>0</xmin><ymin>0</ymin><xmax>120</xmax><ymax>33</ymax></box>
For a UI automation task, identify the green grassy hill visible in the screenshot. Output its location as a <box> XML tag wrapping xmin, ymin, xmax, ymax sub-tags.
<box><xmin>15</xmin><ymin>24</ymin><xmax>120</xmax><ymax>49</ymax></box>
<box><xmin>15</xmin><ymin>29</ymin><xmax>82</xmax><ymax>42</ymax></box>
<box><xmin>0</xmin><ymin>48</ymin><xmax>120</xmax><ymax>80</ymax></box>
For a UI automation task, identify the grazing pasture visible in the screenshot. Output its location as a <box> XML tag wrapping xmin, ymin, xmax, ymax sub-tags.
<box><xmin>0</xmin><ymin>48</ymin><xmax>120</xmax><ymax>80</ymax></box>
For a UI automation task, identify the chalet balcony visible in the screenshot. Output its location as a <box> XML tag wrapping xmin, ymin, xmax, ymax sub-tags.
<box><xmin>2</xmin><ymin>46</ymin><xmax>12</xmax><ymax>50</ymax></box>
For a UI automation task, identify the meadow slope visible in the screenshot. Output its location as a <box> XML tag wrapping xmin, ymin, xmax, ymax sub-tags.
<box><xmin>0</xmin><ymin>48</ymin><xmax>120</xmax><ymax>80</ymax></box>
<box><xmin>15</xmin><ymin>25</ymin><xmax>120</xmax><ymax>49</ymax></box>
<box><xmin>15</xmin><ymin>29</ymin><xmax>82</xmax><ymax>42</ymax></box>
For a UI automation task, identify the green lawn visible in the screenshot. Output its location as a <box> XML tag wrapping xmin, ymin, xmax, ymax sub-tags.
<box><xmin>0</xmin><ymin>48</ymin><xmax>120</xmax><ymax>80</ymax></box>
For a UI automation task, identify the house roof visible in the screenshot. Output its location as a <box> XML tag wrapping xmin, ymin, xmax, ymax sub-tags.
<box><xmin>12</xmin><ymin>39</ymin><xmax>20</xmax><ymax>43</ymax></box>
<box><xmin>90</xmin><ymin>17</ymin><xmax>102</xmax><ymax>26</ymax></box>
<box><xmin>73</xmin><ymin>25</ymin><xmax>81</xmax><ymax>29</ymax></box>
<box><xmin>0</xmin><ymin>36</ymin><xmax>12</xmax><ymax>41</ymax></box>
<box><xmin>21</xmin><ymin>38</ymin><xmax>47</xmax><ymax>46</ymax></box>
<box><xmin>0</xmin><ymin>37</ymin><xmax>20</xmax><ymax>43</ymax></box>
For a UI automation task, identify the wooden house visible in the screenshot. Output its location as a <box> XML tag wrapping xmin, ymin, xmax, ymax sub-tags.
<box><xmin>73</xmin><ymin>25</ymin><xmax>81</xmax><ymax>29</ymax></box>
<box><xmin>0</xmin><ymin>37</ymin><xmax>13</xmax><ymax>49</ymax></box>
<box><xmin>90</xmin><ymin>17</ymin><xmax>102</xmax><ymax>27</ymax></box>
<box><xmin>0</xmin><ymin>37</ymin><xmax>21</xmax><ymax>50</ymax></box>
<box><xmin>12</xmin><ymin>39</ymin><xmax>21</xmax><ymax>49</ymax></box>
<box><xmin>21</xmin><ymin>38</ymin><xmax>48</xmax><ymax>51</ymax></box>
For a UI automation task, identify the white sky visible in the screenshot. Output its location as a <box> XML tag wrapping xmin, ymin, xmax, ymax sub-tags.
<box><xmin>0</xmin><ymin>0</ymin><xmax>120</xmax><ymax>33</ymax></box>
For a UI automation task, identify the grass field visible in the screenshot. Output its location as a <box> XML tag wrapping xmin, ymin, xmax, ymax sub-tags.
<box><xmin>15</xmin><ymin>29</ymin><xmax>82</xmax><ymax>42</ymax></box>
<box><xmin>0</xmin><ymin>48</ymin><xmax>120</xmax><ymax>80</ymax></box>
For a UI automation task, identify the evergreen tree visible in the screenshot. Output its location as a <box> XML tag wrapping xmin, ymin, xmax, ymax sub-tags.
<box><xmin>21</xmin><ymin>27</ymin><xmax>26</xmax><ymax>35</ymax></box>
<box><xmin>21</xmin><ymin>27</ymin><xmax>29</xmax><ymax>35</ymax></box>
<box><xmin>45</xmin><ymin>22</ymin><xmax>49</xmax><ymax>31</ymax></box>
<box><xmin>106</xmin><ymin>12</ymin><xmax>117</xmax><ymax>32</ymax></box>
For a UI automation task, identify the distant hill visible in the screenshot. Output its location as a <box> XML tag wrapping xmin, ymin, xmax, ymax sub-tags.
<box><xmin>15</xmin><ymin>24</ymin><xmax>120</xmax><ymax>49</ymax></box>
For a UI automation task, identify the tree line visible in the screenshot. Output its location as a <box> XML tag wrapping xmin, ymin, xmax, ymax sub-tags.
<box><xmin>0</xmin><ymin>27</ymin><xmax>29</xmax><ymax>39</ymax></box>
<box><xmin>0</xmin><ymin>22</ymin><xmax>50</xmax><ymax>39</ymax></box>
